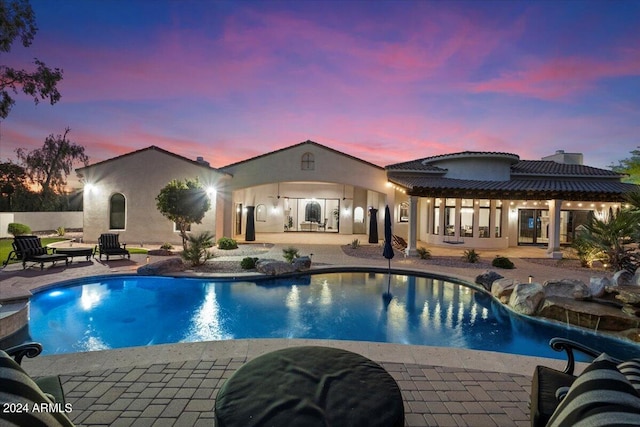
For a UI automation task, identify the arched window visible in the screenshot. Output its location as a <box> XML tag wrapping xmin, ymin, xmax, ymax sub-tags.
<box><xmin>109</xmin><ymin>193</ymin><xmax>126</xmax><ymax>230</ymax></box>
<box><xmin>305</xmin><ymin>201</ymin><xmax>321</xmax><ymax>223</ymax></box>
<box><xmin>256</xmin><ymin>204</ymin><xmax>267</xmax><ymax>222</ymax></box>
<box><xmin>354</xmin><ymin>207</ymin><xmax>364</xmax><ymax>223</ymax></box>
<box><xmin>301</xmin><ymin>152</ymin><xmax>315</xmax><ymax>170</ymax></box>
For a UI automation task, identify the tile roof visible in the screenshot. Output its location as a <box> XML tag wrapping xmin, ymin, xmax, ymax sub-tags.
<box><xmin>220</xmin><ymin>140</ymin><xmax>384</xmax><ymax>170</ymax></box>
<box><xmin>512</xmin><ymin>160</ymin><xmax>623</xmax><ymax>177</ymax></box>
<box><xmin>387</xmin><ymin>174</ymin><xmax>637</xmax><ymax>201</ymax></box>
<box><xmin>76</xmin><ymin>145</ymin><xmax>230</xmax><ymax>176</ymax></box>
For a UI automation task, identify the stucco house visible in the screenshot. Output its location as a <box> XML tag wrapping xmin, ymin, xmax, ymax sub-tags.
<box><xmin>77</xmin><ymin>146</ymin><xmax>230</xmax><ymax>246</ymax></box>
<box><xmin>77</xmin><ymin>142</ymin><xmax>636</xmax><ymax>258</ymax></box>
<box><xmin>387</xmin><ymin>150</ymin><xmax>637</xmax><ymax>258</ymax></box>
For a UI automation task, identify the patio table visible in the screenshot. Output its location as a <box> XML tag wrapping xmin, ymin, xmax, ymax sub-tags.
<box><xmin>215</xmin><ymin>346</ymin><xmax>404</xmax><ymax>427</ymax></box>
<box><xmin>52</xmin><ymin>247</ymin><xmax>94</xmax><ymax>261</ymax></box>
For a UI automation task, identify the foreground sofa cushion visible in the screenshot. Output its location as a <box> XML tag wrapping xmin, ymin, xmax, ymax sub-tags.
<box><xmin>0</xmin><ymin>350</ymin><xmax>74</xmax><ymax>427</ymax></box>
<box><xmin>546</xmin><ymin>355</ymin><xmax>640</xmax><ymax>427</ymax></box>
<box><xmin>617</xmin><ymin>358</ymin><xmax>640</xmax><ymax>396</ymax></box>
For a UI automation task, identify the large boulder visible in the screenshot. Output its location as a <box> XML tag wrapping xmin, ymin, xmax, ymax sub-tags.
<box><xmin>543</xmin><ymin>279</ymin><xmax>590</xmax><ymax>300</ymax></box>
<box><xmin>613</xmin><ymin>270</ymin><xmax>633</xmax><ymax>286</ymax></box>
<box><xmin>508</xmin><ymin>282</ymin><xmax>545</xmax><ymax>315</ymax></box>
<box><xmin>292</xmin><ymin>256</ymin><xmax>312</xmax><ymax>271</ymax></box>
<box><xmin>475</xmin><ymin>271</ymin><xmax>504</xmax><ymax>292</ymax></box>
<box><xmin>631</xmin><ymin>271</ymin><xmax>640</xmax><ymax>287</ymax></box>
<box><xmin>137</xmin><ymin>257</ymin><xmax>185</xmax><ymax>275</ymax></box>
<box><xmin>256</xmin><ymin>260</ymin><xmax>296</xmax><ymax>276</ymax></box>
<box><xmin>589</xmin><ymin>277</ymin><xmax>610</xmax><ymax>298</ymax></box>
<box><xmin>491</xmin><ymin>278</ymin><xmax>519</xmax><ymax>303</ymax></box>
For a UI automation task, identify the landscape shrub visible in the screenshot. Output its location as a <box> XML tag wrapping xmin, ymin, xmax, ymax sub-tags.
<box><xmin>282</xmin><ymin>246</ymin><xmax>300</xmax><ymax>263</ymax></box>
<box><xmin>217</xmin><ymin>237</ymin><xmax>238</xmax><ymax>250</ymax></box>
<box><xmin>56</xmin><ymin>226</ymin><xmax>65</xmax><ymax>236</ymax></box>
<box><xmin>492</xmin><ymin>256</ymin><xmax>515</xmax><ymax>269</ymax></box>
<box><xmin>182</xmin><ymin>232</ymin><xmax>214</xmax><ymax>266</ymax></box>
<box><xmin>350</xmin><ymin>239</ymin><xmax>360</xmax><ymax>249</ymax></box>
<box><xmin>160</xmin><ymin>242</ymin><xmax>174</xmax><ymax>250</ymax></box>
<box><xmin>416</xmin><ymin>247</ymin><xmax>431</xmax><ymax>259</ymax></box>
<box><xmin>462</xmin><ymin>249</ymin><xmax>480</xmax><ymax>263</ymax></box>
<box><xmin>7</xmin><ymin>223</ymin><xmax>31</xmax><ymax>236</ymax></box>
<box><xmin>241</xmin><ymin>257</ymin><xmax>259</xmax><ymax>269</ymax></box>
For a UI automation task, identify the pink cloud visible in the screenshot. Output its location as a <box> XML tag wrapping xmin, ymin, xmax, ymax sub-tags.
<box><xmin>470</xmin><ymin>48</ymin><xmax>640</xmax><ymax>100</ymax></box>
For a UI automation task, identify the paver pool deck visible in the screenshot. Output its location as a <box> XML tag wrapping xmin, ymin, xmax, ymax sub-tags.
<box><xmin>0</xmin><ymin>233</ymin><xmax>617</xmax><ymax>426</ymax></box>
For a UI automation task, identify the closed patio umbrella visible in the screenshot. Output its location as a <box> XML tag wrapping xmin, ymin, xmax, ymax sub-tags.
<box><xmin>382</xmin><ymin>205</ymin><xmax>394</xmax><ymax>301</ymax></box>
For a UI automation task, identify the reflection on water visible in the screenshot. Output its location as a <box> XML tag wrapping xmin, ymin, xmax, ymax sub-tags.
<box><xmin>29</xmin><ymin>273</ymin><xmax>640</xmax><ymax>359</ymax></box>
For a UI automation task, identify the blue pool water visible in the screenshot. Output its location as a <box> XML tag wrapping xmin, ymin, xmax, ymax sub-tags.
<box><xmin>29</xmin><ymin>272</ymin><xmax>640</xmax><ymax>359</ymax></box>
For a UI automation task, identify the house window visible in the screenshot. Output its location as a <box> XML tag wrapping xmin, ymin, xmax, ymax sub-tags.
<box><xmin>301</xmin><ymin>152</ymin><xmax>315</xmax><ymax>170</ymax></box>
<box><xmin>460</xmin><ymin>199</ymin><xmax>474</xmax><ymax>237</ymax></box>
<box><xmin>109</xmin><ymin>193</ymin><xmax>126</xmax><ymax>230</ymax></box>
<box><xmin>399</xmin><ymin>201</ymin><xmax>409</xmax><ymax>222</ymax></box>
<box><xmin>478</xmin><ymin>199</ymin><xmax>490</xmax><ymax>238</ymax></box>
<box><xmin>432</xmin><ymin>198</ymin><xmax>441</xmax><ymax>234</ymax></box>
<box><xmin>173</xmin><ymin>222</ymin><xmax>191</xmax><ymax>232</ymax></box>
<box><xmin>444</xmin><ymin>198</ymin><xmax>456</xmax><ymax>236</ymax></box>
<box><xmin>354</xmin><ymin>207</ymin><xmax>364</xmax><ymax>223</ymax></box>
<box><xmin>305</xmin><ymin>201</ymin><xmax>321</xmax><ymax>223</ymax></box>
<box><xmin>256</xmin><ymin>204</ymin><xmax>267</xmax><ymax>222</ymax></box>
<box><xmin>495</xmin><ymin>205</ymin><xmax>503</xmax><ymax>237</ymax></box>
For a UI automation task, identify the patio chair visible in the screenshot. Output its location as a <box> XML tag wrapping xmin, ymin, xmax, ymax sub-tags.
<box><xmin>317</xmin><ymin>218</ymin><xmax>328</xmax><ymax>231</ymax></box>
<box><xmin>97</xmin><ymin>233</ymin><xmax>130</xmax><ymax>260</ymax></box>
<box><xmin>7</xmin><ymin>235</ymin><xmax>69</xmax><ymax>270</ymax></box>
<box><xmin>1</xmin><ymin>342</ymin><xmax>74</xmax><ymax>426</ymax></box>
<box><xmin>531</xmin><ymin>337</ymin><xmax>640</xmax><ymax>427</ymax></box>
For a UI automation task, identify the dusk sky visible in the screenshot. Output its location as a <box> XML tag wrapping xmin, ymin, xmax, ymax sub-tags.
<box><xmin>1</xmin><ymin>0</ymin><xmax>639</xmax><ymax>184</ymax></box>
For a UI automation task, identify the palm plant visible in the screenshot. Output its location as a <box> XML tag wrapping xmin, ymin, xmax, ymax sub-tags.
<box><xmin>576</xmin><ymin>208</ymin><xmax>639</xmax><ymax>271</ymax></box>
<box><xmin>181</xmin><ymin>231</ymin><xmax>214</xmax><ymax>266</ymax></box>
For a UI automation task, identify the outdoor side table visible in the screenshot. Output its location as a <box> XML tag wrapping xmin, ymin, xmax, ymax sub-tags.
<box><xmin>52</xmin><ymin>247</ymin><xmax>94</xmax><ymax>261</ymax></box>
<box><xmin>215</xmin><ymin>346</ymin><xmax>404</xmax><ymax>427</ymax></box>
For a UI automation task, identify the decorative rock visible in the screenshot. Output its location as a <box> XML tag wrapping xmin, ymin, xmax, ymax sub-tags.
<box><xmin>589</xmin><ymin>277</ymin><xmax>610</xmax><ymax>298</ymax></box>
<box><xmin>631</xmin><ymin>271</ymin><xmax>640</xmax><ymax>287</ymax></box>
<box><xmin>255</xmin><ymin>260</ymin><xmax>296</xmax><ymax>276</ymax></box>
<box><xmin>292</xmin><ymin>256</ymin><xmax>312</xmax><ymax>271</ymax></box>
<box><xmin>542</xmin><ymin>279</ymin><xmax>589</xmax><ymax>300</ymax></box>
<box><xmin>508</xmin><ymin>282</ymin><xmax>545</xmax><ymax>315</ymax></box>
<box><xmin>475</xmin><ymin>271</ymin><xmax>504</xmax><ymax>292</ymax></box>
<box><xmin>615</xmin><ymin>287</ymin><xmax>640</xmax><ymax>306</ymax></box>
<box><xmin>137</xmin><ymin>257</ymin><xmax>185</xmax><ymax>275</ymax></box>
<box><xmin>613</xmin><ymin>270</ymin><xmax>633</xmax><ymax>286</ymax></box>
<box><xmin>621</xmin><ymin>304</ymin><xmax>640</xmax><ymax>317</ymax></box>
<box><xmin>491</xmin><ymin>278</ymin><xmax>518</xmax><ymax>303</ymax></box>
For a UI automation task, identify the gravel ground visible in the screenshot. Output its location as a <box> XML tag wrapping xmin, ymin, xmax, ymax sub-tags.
<box><xmin>342</xmin><ymin>244</ymin><xmax>494</xmax><ymax>269</ymax></box>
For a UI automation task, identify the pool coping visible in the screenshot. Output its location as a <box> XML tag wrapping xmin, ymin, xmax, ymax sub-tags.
<box><xmin>22</xmin><ymin>338</ymin><xmax>582</xmax><ymax>378</ymax></box>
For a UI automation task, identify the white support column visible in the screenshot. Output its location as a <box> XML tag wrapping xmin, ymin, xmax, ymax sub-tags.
<box><xmin>547</xmin><ymin>199</ymin><xmax>563</xmax><ymax>259</ymax></box>
<box><xmin>406</xmin><ymin>196</ymin><xmax>419</xmax><ymax>256</ymax></box>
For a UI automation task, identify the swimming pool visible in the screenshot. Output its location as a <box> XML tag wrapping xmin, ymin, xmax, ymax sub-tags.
<box><xmin>29</xmin><ymin>272</ymin><xmax>640</xmax><ymax>359</ymax></box>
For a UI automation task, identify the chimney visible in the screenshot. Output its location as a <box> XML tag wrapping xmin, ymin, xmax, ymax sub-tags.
<box><xmin>196</xmin><ymin>156</ymin><xmax>210</xmax><ymax>167</ymax></box>
<box><xmin>542</xmin><ymin>150</ymin><xmax>583</xmax><ymax>165</ymax></box>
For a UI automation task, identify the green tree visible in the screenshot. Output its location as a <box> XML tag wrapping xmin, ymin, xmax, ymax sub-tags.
<box><xmin>0</xmin><ymin>0</ymin><xmax>63</xmax><ymax>118</ymax></box>
<box><xmin>155</xmin><ymin>178</ymin><xmax>211</xmax><ymax>250</ymax></box>
<box><xmin>0</xmin><ymin>160</ymin><xmax>27</xmax><ymax>210</ymax></box>
<box><xmin>611</xmin><ymin>148</ymin><xmax>640</xmax><ymax>184</ymax></box>
<box><xmin>16</xmin><ymin>127</ymin><xmax>88</xmax><ymax>210</ymax></box>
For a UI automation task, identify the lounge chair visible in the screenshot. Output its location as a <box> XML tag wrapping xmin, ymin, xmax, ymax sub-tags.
<box><xmin>392</xmin><ymin>234</ymin><xmax>407</xmax><ymax>251</ymax></box>
<box><xmin>1</xmin><ymin>342</ymin><xmax>74</xmax><ymax>426</ymax></box>
<box><xmin>4</xmin><ymin>235</ymin><xmax>69</xmax><ymax>270</ymax></box>
<box><xmin>531</xmin><ymin>337</ymin><xmax>640</xmax><ymax>427</ymax></box>
<box><xmin>97</xmin><ymin>233</ymin><xmax>130</xmax><ymax>260</ymax></box>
